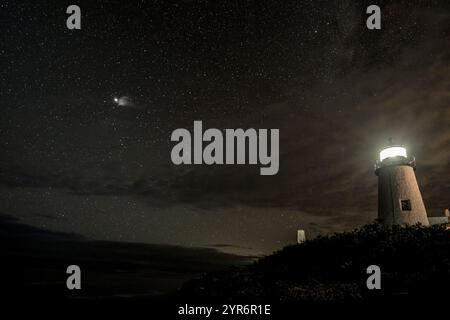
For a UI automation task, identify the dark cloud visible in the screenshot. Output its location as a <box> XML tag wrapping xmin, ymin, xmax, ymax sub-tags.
<box><xmin>0</xmin><ymin>213</ymin><xmax>82</xmax><ymax>240</ymax></box>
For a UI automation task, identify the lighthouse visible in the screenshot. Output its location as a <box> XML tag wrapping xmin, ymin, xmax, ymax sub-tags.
<box><xmin>374</xmin><ymin>140</ymin><xmax>429</xmax><ymax>226</ymax></box>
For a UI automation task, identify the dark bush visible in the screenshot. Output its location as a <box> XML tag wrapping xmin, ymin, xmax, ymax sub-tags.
<box><xmin>179</xmin><ymin>223</ymin><xmax>450</xmax><ymax>301</ymax></box>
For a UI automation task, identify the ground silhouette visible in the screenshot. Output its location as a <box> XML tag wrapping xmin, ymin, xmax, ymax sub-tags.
<box><xmin>178</xmin><ymin>223</ymin><xmax>450</xmax><ymax>302</ymax></box>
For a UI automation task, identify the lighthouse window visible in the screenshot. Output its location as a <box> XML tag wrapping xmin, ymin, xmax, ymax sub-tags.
<box><xmin>401</xmin><ymin>199</ymin><xmax>412</xmax><ymax>211</ymax></box>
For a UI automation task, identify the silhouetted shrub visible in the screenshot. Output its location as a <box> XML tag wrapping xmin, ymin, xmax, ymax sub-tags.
<box><xmin>179</xmin><ymin>223</ymin><xmax>450</xmax><ymax>301</ymax></box>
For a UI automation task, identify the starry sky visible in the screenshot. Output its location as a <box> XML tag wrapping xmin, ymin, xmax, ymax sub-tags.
<box><xmin>1</xmin><ymin>0</ymin><xmax>449</xmax><ymax>255</ymax></box>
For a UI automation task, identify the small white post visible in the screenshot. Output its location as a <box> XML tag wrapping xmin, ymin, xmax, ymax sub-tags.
<box><xmin>297</xmin><ymin>230</ymin><xmax>306</xmax><ymax>244</ymax></box>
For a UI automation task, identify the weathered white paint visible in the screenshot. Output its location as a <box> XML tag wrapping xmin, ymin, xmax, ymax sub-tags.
<box><xmin>376</xmin><ymin>162</ymin><xmax>429</xmax><ymax>226</ymax></box>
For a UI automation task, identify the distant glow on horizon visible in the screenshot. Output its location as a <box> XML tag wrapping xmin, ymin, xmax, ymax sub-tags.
<box><xmin>380</xmin><ymin>146</ymin><xmax>407</xmax><ymax>161</ymax></box>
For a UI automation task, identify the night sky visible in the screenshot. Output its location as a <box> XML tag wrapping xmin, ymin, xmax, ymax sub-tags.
<box><xmin>1</xmin><ymin>0</ymin><xmax>449</xmax><ymax>255</ymax></box>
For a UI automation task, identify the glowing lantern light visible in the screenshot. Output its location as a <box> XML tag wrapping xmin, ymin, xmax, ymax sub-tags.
<box><xmin>379</xmin><ymin>146</ymin><xmax>407</xmax><ymax>162</ymax></box>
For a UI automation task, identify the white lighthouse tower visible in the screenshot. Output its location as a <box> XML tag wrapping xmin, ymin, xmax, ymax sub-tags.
<box><xmin>374</xmin><ymin>140</ymin><xmax>429</xmax><ymax>226</ymax></box>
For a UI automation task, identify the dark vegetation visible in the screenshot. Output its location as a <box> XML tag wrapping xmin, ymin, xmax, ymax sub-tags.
<box><xmin>179</xmin><ymin>223</ymin><xmax>450</xmax><ymax>302</ymax></box>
